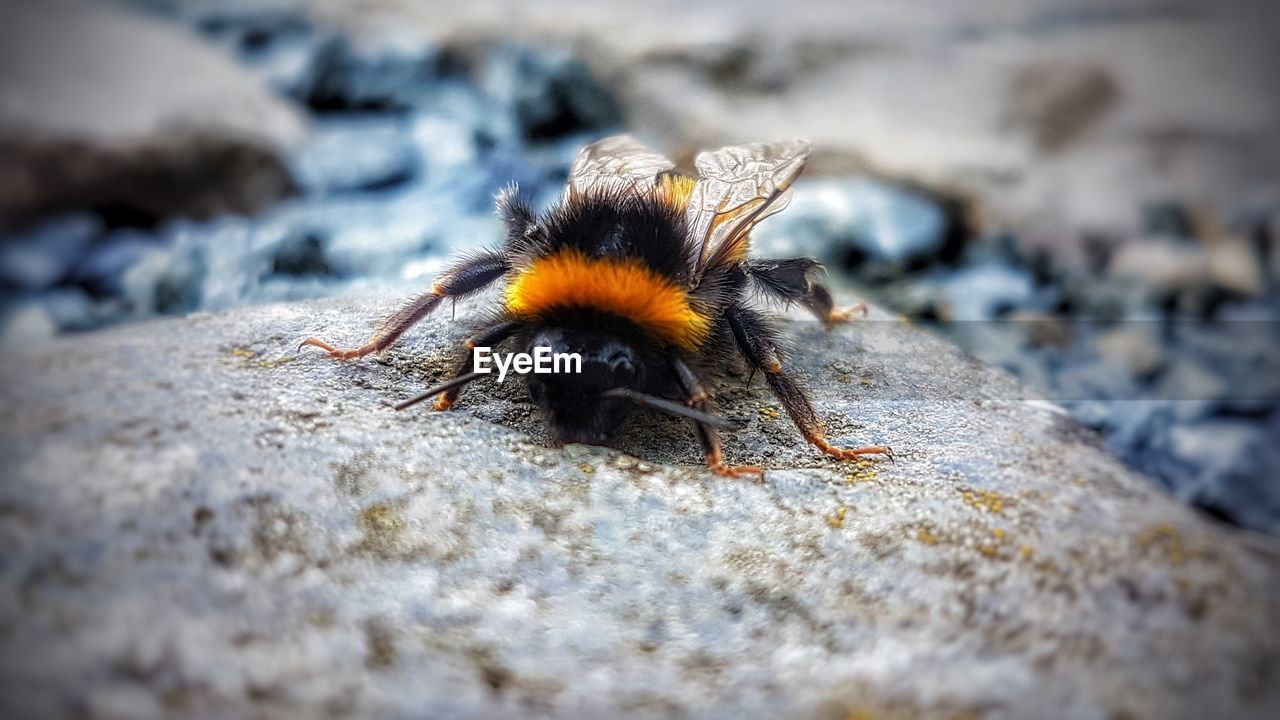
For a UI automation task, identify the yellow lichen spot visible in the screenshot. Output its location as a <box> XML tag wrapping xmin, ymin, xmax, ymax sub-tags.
<box><xmin>845</xmin><ymin>459</ymin><xmax>879</xmax><ymax>484</ymax></box>
<box><xmin>230</xmin><ymin>345</ymin><xmax>292</xmax><ymax>368</ymax></box>
<box><xmin>916</xmin><ymin>527</ymin><xmax>937</xmax><ymax>545</ymax></box>
<box><xmin>845</xmin><ymin>709</ymin><xmax>874</xmax><ymax>720</ymax></box>
<box><xmin>1136</xmin><ymin>522</ymin><xmax>1188</xmax><ymax>566</ymax></box>
<box><xmin>1020</xmin><ymin>545</ymin><xmax>1035</xmax><ymax>558</ymax></box>
<box><xmin>860</xmin><ymin>377</ymin><xmax>873</xmax><ymax>388</ymax></box>
<box><xmin>758</xmin><ymin>406</ymin><xmax>781</xmax><ymax>421</ymax></box>
<box><xmin>358</xmin><ymin>503</ymin><xmax>403</xmax><ymax>541</ymax></box>
<box><xmin>1074</xmin><ymin>477</ymin><xmax>1088</xmax><ymax>487</ymax></box>
<box><xmin>825</xmin><ymin>506</ymin><xmax>848</xmax><ymax>529</ymax></box>
<box><xmin>977</xmin><ymin>544</ymin><xmax>997</xmax><ymax>558</ymax></box>
<box><xmin>577</xmin><ymin>463</ymin><xmax>595</xmax><ymax>475</ymax></box>
<box><xmin>991</xmin><ymin>527</ymin><xmax>1006</xmax><ymax>540</ymax></box>
<box><xmin>961</xmin><ymin>488</ymin><xmax>1008</xmax><ymax>514</ymax></box>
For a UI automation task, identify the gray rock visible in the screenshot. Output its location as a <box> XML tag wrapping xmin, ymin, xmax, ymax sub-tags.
<box><xmin>270</xmin><ymin>230</ymin><xmax>336</xmax><ymax>278</ymax></box>
<box><xmin>291</xmin><ymin>118</ymin><xmax>419</xmax><ymax>195</ymax></box>
<box><xmin>72</xmin><ymin>229</ymin><xmax>162</xmax><ymax>295</ymax></box>
<box><xmin>34</xmin><ymin>286</ymin><xmax>98</xmax><ymax>333</ymax></box>
<box><xmin>294</xmin><ymin>35</ymin><xmax>620</xmax><ymax>141</ymax></box>
<box><xmin>296</xmin><ymin>32</ymin><xmax>443</xmax><ymax>112</ymax></box>
<box><xmin>753</xmin><ymin>179</ymin><xmax>947</xmax><ymax>270</ymax></box>
<box><xmin>1165</xmin><ymin>417</ymin><xmax>1280</xmax><ymax>535</ymax></box>
<box><xmin>1093</xmin><ymin>325</ymin><xmax>1165</xmax><ymax>379</ymax></box>
<box><xmin>938</xmin><ymin>261</ymin><xmax>1036</xmax><ymax>320</ymax></box>
<box><xmin>479</xmin><ymin>44</ymin><xmax>623</xmax><ymax>141</ymax></box>
<box><xmin>0</xmin><ymin>0</ymin><xmax>304</xmax><ymax>224</ymax></box>
<box><xmin>120</xmin><ymin>242</ymin><xmax>205</xmax><ymax>317</ymax></box>
<box><xmin>1005</xmin><ymin>62</ymin><xmax>1120</xmax><ymax>154</ymax></box>
<box><xmin>1207</xmin><ymin>236</ymin><xmax>1267</xmax><ymax>297</ymax></box>
<box><xmin>0</xmin><ymin>214</ymin><xmax>102</xmax><ymax>290</ymax></box>
<box><xmin>0</xmin><ymin>299</ymin><xmax>58</xmax><ymax>345</ymax></box>
<box><xmin>1106</xmin><ymin>237</ymin><xmax>1210</xmax><ymax>296</ymax></box>
<box><xmin>0</xmin><ymin>286</ymin><xmax>98</xmax><ymax>345</ymax></box>
<box><xmin>1</xmin><ymin>291</ymin><xmax>1277</xmax><ymax>718</ymax></box>
<box><xmin>1097</xmin><ymin>405</ymin><xmax>1280</xmax><ymax>537</ymax></box>
<box><xmin>188</xmin><ymin>4</ymin><xmax>326</xmax><ymax>95</ymax></box>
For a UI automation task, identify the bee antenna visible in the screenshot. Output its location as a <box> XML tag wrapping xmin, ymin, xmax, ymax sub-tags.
<box><xmin>392</xmin><ymin>372</ymin><xmax>486</xmax><ymax>411</ymax></box>
<box><xmin>601</xmin><ymin>388</ymin><xmax>739</xmax><ymax>430</ymax></box>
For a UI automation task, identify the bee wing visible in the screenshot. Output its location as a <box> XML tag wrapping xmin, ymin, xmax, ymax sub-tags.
<box><xmin>686</xmin><ymin>138</ymin><xmax>810</xmax><ymax>276</ymax></box>
<box><xmin>569</xmin><ymin>134</ymin><xmax>676</xmax><ymax>197</ymax></box>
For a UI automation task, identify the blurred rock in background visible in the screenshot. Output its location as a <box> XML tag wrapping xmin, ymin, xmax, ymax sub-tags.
<box><xmin>0</xmin><ymin>0</ymin><xmax>1277</xmax><ymax>534</ymax></box>
<box><xmin>0</xmin><ymin>0</ymin><xmax>304</xmax><ymax>226</ymax></box>
<box><xmin>0</xmin><ymin>0</ymin><xmax>623</xmax><ymax>341</ymax></box>
<box><xmin>301</xmin><ymin>0</ymin><xmax>1280</xmax><ymax>265</ymax></box>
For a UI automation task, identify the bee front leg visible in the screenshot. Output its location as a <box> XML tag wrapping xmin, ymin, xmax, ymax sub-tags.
<box><xmin>432</xmin><ymin>320</ymin><xmax>521</xmax><ymax>411</ymax></box>
<box><xmin>701</xmin><ymin>429</ymin><xmax>766</xmax><ymax>481</ymax></box>
<box><xmin>299</xmin><ymin>289</ymin><xmax>444</xmax><ymax>360</ymax></box>
<box><xmin>300</xmin><ymin>251</ymin><xmax>510</xmax><ymax>361</ymax></box>
<box><xmin>671</xmin><ymin>357</ymin><xmax>763</xmax><ymax>481</ymax></box>
<box><xmin>389</xmin><ymin>320</ymin><xmax>522</xmax><ymax>412</ymax></box>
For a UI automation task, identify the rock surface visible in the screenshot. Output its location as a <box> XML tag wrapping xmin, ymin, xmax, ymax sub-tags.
<box><xmin>0</xmin><ymin>0</ymin><xmax>305</xmax><ymax>225</ymax></box>
<box><xmin>1</xmin><ymin>291</ymin><xmax>1278</xmax><ymax>718</ymax></box>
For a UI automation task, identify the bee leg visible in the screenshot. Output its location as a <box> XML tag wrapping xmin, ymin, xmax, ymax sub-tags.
<box><xmin>671</xmin><ymin>357</ymin><xmax>763</xmax><ymax>481</ymax></box>
<box><xmin>728</xmin><ymin>305</ymin><xmax>892</xmax><ymax>463</ymax></box>
<box><xmin>300</xmin><ymin>251</ymin><xmax>510</xmax><ymax>361</ymax></box>
<box><xmin>432</xmin><ymin>320</ymin><xmax>521</xmax><ymax>411</ymax></box>
<box><xmin>744</xmin><ymin>258</ymin><xmax>867</xmax><ymax>327</ymax></box>
<box><xmin>701</xmin><ymin>428</ymin><xmax>765</xmax><ymax>480</ymax></box>
<box><xmin>764</xmin><ymin>369</ymin><xmax>893</xmax><ymax>463</ymax></box>
<box><xmin>701</xmin><ymin>429</ymin><xmax>766</xmax><ymax>480</ymax></box>
<box><xmin>807</xmin><ymin>283</ymin><xmax>868</xmax><ymax>326</ymax></box>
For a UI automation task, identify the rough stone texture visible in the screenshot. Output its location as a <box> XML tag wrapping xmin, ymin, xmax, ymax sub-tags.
<box><xmin>0</xmin><ymin>0</ymin><xmax>305</xmax><ymax>225</ymax></box>
<box><xmin>301</xmin><ymin>0</ymin><xmax>1280</xmax><ymax>264</ymax></box>
<box><xmin>1</xmin><ymin>290</ymin><xmax>1278</xmax><ymax>719</ymax></box>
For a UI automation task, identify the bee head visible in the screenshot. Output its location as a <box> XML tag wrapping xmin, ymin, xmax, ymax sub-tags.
<box><xmin>525</xmin><ymin>325</ymin><xmax>647</xmax><ymax>445</ymax></box>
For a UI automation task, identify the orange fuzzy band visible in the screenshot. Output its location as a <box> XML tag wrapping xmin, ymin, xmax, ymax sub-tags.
<box><xmin>504</xmin><ymin>249</ymin><xmax>711</xmax><ymax>350</ymax></box>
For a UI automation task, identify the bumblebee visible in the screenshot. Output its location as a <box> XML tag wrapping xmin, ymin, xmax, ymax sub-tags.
<box><xmin>302</xmin><ymin>135</ymin><xmax>892</xmax><ymax>478</ymax></box>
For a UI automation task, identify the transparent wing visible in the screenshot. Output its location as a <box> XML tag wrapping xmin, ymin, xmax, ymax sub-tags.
<box><xmin>685</xmin><ymin>138</ymin><xmax>810</xmax><ymax>275</ymax></box>
<box><xmin>569</xmin><ymin>134</ymin><xmax>676</xmax><ymax>197</ymax></box>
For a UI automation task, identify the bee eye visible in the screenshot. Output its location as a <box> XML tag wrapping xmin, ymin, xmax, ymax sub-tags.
<box><xmin>606</xmin><ymin>350</ymin><xmax>635</xmax><ymax>378</ymax></box>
